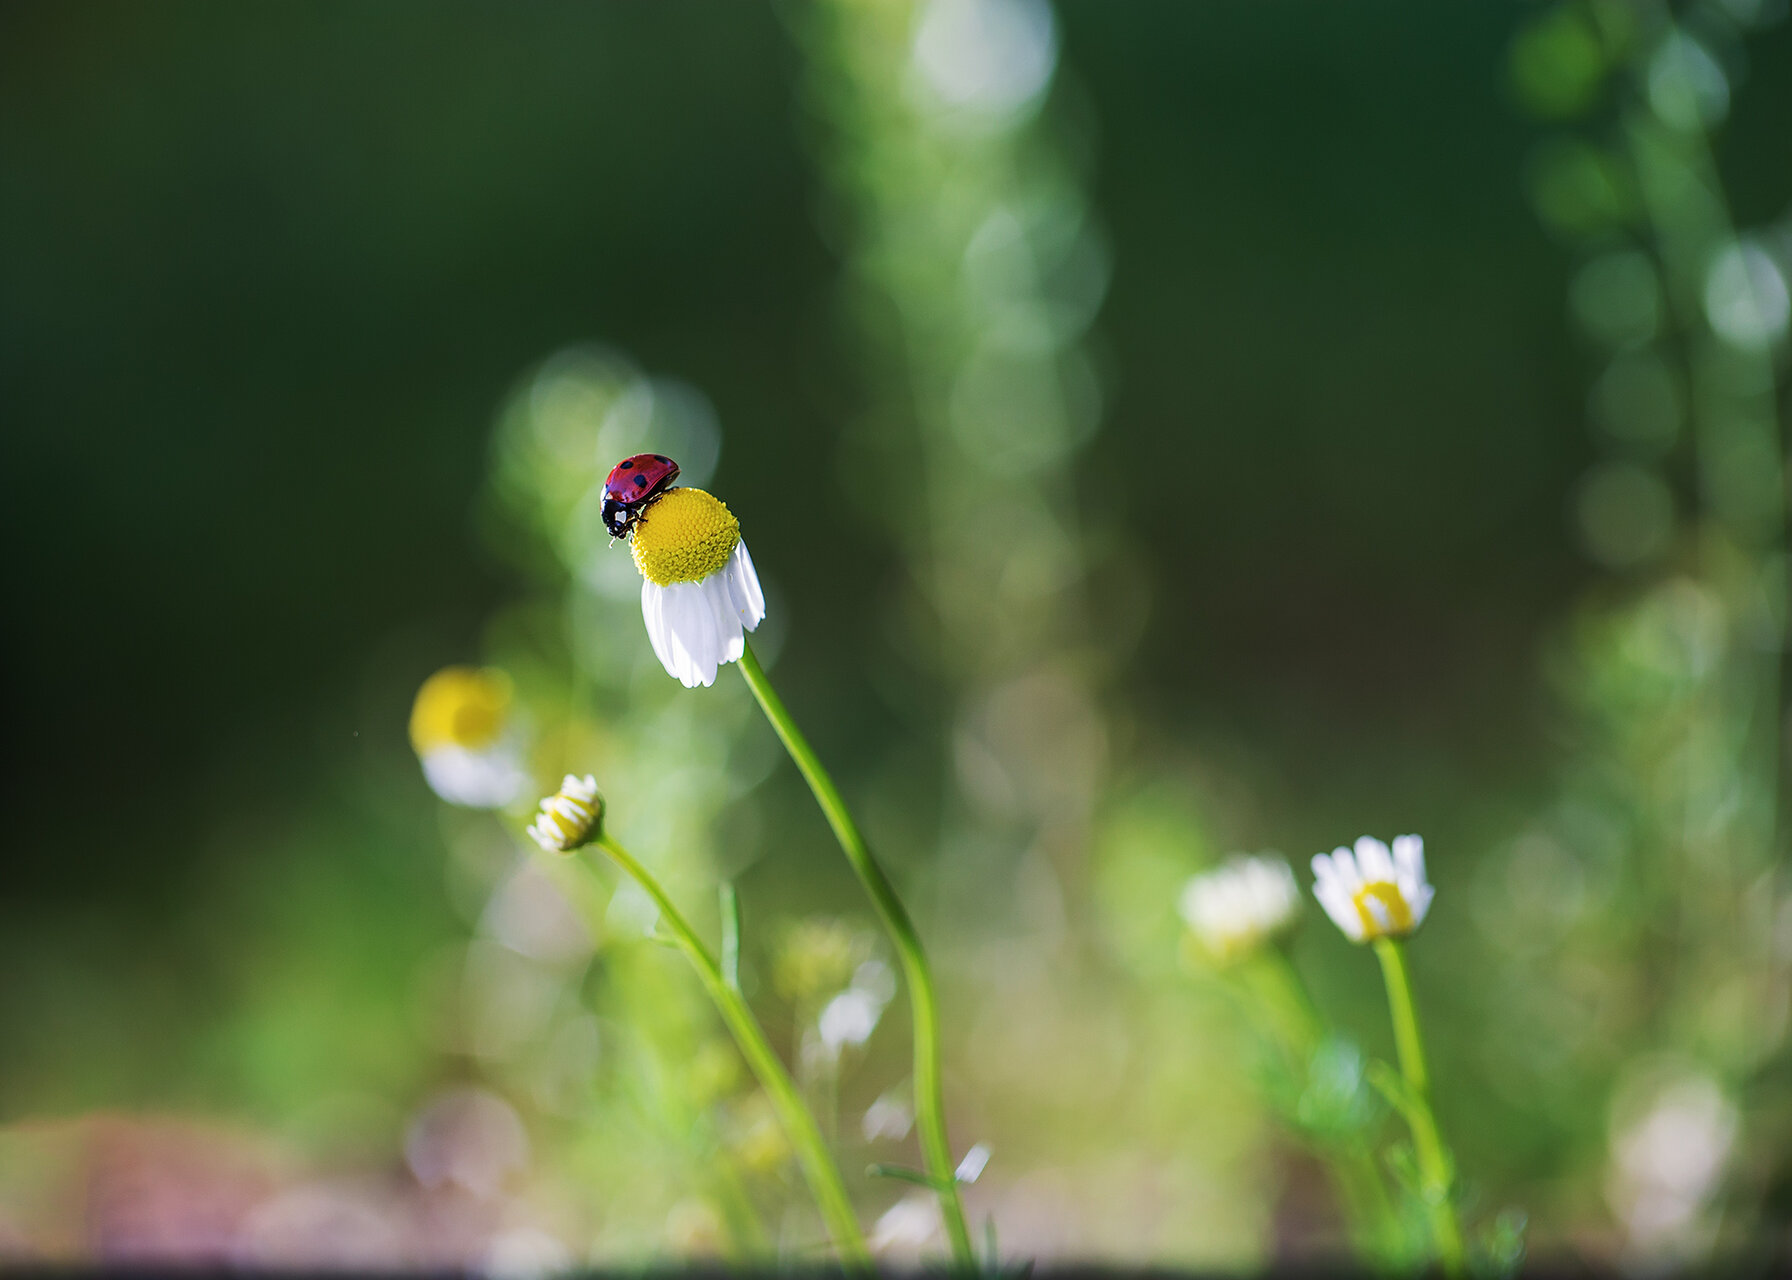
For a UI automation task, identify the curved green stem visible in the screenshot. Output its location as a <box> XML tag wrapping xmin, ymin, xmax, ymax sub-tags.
<box><xmin>737</xmin><ymin>641</ymin><xmax>977</xmax><ymax>1272</ymax></box>
<box><xmin>589</xmin><ymin>833</ymin><xmax>871</xmax><ymax>1269</ymax></box>
<box><xmin>1373</xmin><ymin>938</ymin><xmax>1463</xmax><ymax>1276</ymax></box>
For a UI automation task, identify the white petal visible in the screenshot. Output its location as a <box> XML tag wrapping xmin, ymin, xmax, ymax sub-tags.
<box><xmin>656</xmin><ymin>583</ymin><xmax>695</xmax><ymax>686</ymax></box>
<box><xmin>1354</xmin><ymin>836</ymin><xmax>1396</xmax><ymax>884</ymax></box>
<box><xmin>1406</xmin><ymin>881</ymin><xmax>1435</xmax><ymax>928</ymax></box>
<box><xmin>422</xmin><ymin>744</ymin><xmax>525</xmax><ymax>809</ymax></box>
<box><xmin>675</xmin><ymin>581</ymin><xmax>723</xmax><ymax>687</ymax></box>
<box><xmin>1313</xmin><ymin>877</ymin><xmax>1365</xmax><ymax>942</ymax></box>
<box><xmin>641</xmin><ymin>579</ymin><xmax>677</xmax><ymax>677</ymax></box>
<box><xmin>700</xmin><ymin>572</ymin><xmax>747</xmax><ymax>665</ymax></box>
<box><xmin>1392</xmin><ymin>834</ymin><xmax>1427</xmax><ymax>889</ymax></box>
<box><xmin>637</xmin><ymin>543</ymin><xmax>765</xmax><ymax>688</ymax></box>
<box><xmin>1327</xmin><ymin>846</ymin><xmax>1364</xmax><ymax>892</ymax></box>
<box><xmin>662</xmin><ymin>585</ymin><xmax>706</xmax><ymax>687</ymax></box>
<box><xmin>728</xmin><ymin>539</ymin><xmax>766</xmax><ymax>631</ymax></box>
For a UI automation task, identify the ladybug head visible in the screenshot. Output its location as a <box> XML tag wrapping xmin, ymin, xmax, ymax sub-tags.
<box><xmin>602</xmin><ymin>495</ymin><xmax>634</xmax><ymax>539</ymax></box>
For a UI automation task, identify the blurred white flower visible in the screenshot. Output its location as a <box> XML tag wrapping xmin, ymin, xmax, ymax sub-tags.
<box><xmin>818</xmin><ymin>960</ymin><xmax>897</xmax><ymax>1054</ymax></box>
<box><xmin>484</xmin><ymin>1226</ymin><xmax>572</xmax><ymax>1280</ymax></box>
<box><xmin>525</xmin><ymin>775</ymin><xmax>603</xmax><ymax>854</ymax></box>
<box><xmin>628</xmin><ymin>487</ymin><xmax>764</xmax><ymax>688</ymax></box>
<box><xmin>1178</xmin><ymin>855</ymin><xmax>1301</xmax><ymax>962</ymax></box>
<box><xmin>1311</xmin><ymin>835</ymin><xmax>1434</xmax><ymax>943</ymax></box>
<box><xmin>871</xmin><ymin>1192</ymin><xmax>942</xmax><ymax>1255</ymax></box>
<box><xmin>410</xmin><ymin>666</ymin><xmax>527</xmax><ymax>809</ymax></box>
<box><xmin>863</xmin><ymin>1090</ymin><xmax>914</xmax><ymax>1142</ymax></box>
<box><xmin>955</xmin><ymin>1142</ymin><xmax>991</xmax><ymax>1184</ymax></box>
<box><xmin>1608</xmin><ymin>1073</ymin><xmax>1737</xmax><ymax>1259</ymax></box>
<box><xmin>404</xmin><ymin>1087</ymin><xmax>530</xmax><ymax>1199</ymax></box>
<box><xmin>819</xmin><ymin>988</ymin><xmax>883</xmax><ymax>1052</ymax></box>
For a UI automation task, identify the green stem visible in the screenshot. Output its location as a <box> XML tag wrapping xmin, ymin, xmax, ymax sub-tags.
<box><xmin>1238</xmin><ymin>948</ymin><xmax>1324</xmax><ymax>1061</ymax></box>
<box><xmin>737</xmin><ymin>641</ymin><xmax>977</xmax><ymax>1272</ymax></box>
<box><xmin>590</xmin><ymin>833</ymin><xmax>871</xmax><ymax>1269</ymax></box>
<box><xmin>1372</xmin><ymin>938</ymin><xmax>1463</xmax><ymax>1277</ymax></box>
<box><xmin>1233</xmin><ymin>950</ymin><xmax>1400</xmax><ymax>1264</ymax></box>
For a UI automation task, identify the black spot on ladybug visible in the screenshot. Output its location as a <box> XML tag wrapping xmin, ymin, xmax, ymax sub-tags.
<box><xmin>653</xmin><ymin>454</ymin><xmax>669</xmax><ymax>463</ymax></box>
<box><xmin>633</xmin><ymin>474</ymin><xmax>648</xmax><ymax>488</ymax></box>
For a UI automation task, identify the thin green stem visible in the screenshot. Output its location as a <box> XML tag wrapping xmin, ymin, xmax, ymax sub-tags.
<box><xmin>737</xmin><ymin>641</ymin><xmax>977</xmax><ymax>1272</ymax></box>
<box><xmin>1237</xmin><ymin>948</ymin><xmax>1323</xmax><ymax>1061</ymax></box>
<box><xmin>719</xmin><ymin>881</ymin><xmax>743</xmax><ymax>995</ymax></box>
<box><xmin>589</xmin><ymin>833</ymin><xmax>871</xmax><ymax>1269</ymax></box>
<box><xmin>1232</xmin><ymin>950</ymin><xmax>1400</xmax><ymax>1264</ymax></box>
<box><xmin>1372</xmin><ymin>938</ymin><xmax>1463</xmax><ymax>1277</ymax></box>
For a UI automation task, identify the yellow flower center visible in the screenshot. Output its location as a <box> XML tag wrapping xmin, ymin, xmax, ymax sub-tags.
<box><xmin>1351</xmin><ymin>882</ymin><xmax>1414</xmax><ymax>939</ymax></box>
<box><xmin>630</xmin><ymin>487</ymin><xmax>741</xmax><ymax>587</ymax></box>
<box><xmin>410</xmin><ymin>666</ymin><xmax>513</xmax><ymax>753</ymax></box>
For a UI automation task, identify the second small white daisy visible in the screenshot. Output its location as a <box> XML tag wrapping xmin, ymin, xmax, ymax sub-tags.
<box><xmin>1179</xmin><ymin>855</ymin><xmax>1301</xmax><ymax>963</ymax></box>
<box><xmin>1311</xmin><ymin>834</ymin><xmax>1434</xmax><ymax>943</ymax></box>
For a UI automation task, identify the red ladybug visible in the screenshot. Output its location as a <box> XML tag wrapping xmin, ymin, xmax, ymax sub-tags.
<box><xmin>601</xmin><ymin>453</ymin><xmax>680</xmax><ymax>538</ymax></box>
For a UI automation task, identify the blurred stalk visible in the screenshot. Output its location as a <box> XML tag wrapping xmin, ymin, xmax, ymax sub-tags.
<box><xmin>738</xmin><ymin>641</ymin><xmax>976</xmax><ymax>1268</ymax></box>
<box><xmin>1231</xmin><ymin>950</ymin><xmax>1401</xmax><ymax>1264</ymax></box>
<box><xmin>1372</xmin><ymin>940</ymin><xmax>1463</xmax><ymax>1277</ymax></box>
<box><xmin>792</xmin><ymin>0</ymin><xmax>1114</xmax><ymax>892</ymax></box>
<box><xmin>792</xmin><ymin>1</ymin><xmax>1118</xmax><ymax>1250</ymax></box>
<box><xmin>545</xmin><ymin>835</ymin><xmax>871</xmax><ymax>1268</ymax></box>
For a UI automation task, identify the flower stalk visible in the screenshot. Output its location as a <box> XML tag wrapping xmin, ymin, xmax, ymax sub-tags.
<box><xmin>1372</xmin><ymin>937</ymin><xmax>1463</xmax><ymax>1276</ymax></box>
<box><xmin>737</xmin><ymin>640</ymin><xmax>976</xmax><ymax>1271</ymax></box>
<box><xmin>1226</xmin><ymin>947</ymin><xmax>1401</xmax><ymax>1263</ymax></box>
<box><xmin>553</xmin><ymin>828</ymin><xmax>871</xmax><ymax>1267</ymax></box>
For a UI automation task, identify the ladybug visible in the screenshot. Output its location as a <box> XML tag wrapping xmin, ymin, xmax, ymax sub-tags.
<box><xmin>601</xmin><ymin>453</ymin><xmax>680</xmax><ymax>538</ymax></box>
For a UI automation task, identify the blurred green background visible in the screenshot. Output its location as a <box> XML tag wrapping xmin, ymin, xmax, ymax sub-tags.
<box><xmin>2</xmin><ymin>0</ymin><xmax>1790</xmax><ymax>1268</ymax></box>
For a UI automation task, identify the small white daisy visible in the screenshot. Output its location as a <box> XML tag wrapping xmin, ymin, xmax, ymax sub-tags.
<box><xmin>1311</xmin><ymin>834</ymin><xmax>1434</xmax><ymax>943</ymax></box>
<box><xmin>526</xmin><ymin>774</ymin><xmax>604</xmax><ymax>853</ymax></box>
<box><xmin>1178</xmin><ymin>854</ymin><xmax>1301</xmax><ymax>962</ymax></box>
<box><xmin>410</xmin><ymin>666</ymin><xmax>527</xmax><ymax>809</ymax></box>
<box><xmin>627</xmin><ymin>486</ymin><xmax>765</xmax><ymax>688</ymax></box>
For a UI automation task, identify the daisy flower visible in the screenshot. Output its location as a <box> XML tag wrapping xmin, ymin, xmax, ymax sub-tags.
<box><xmin>525</xmin><ymin>774</ymin><xmax>604</xmax><ymax>853</ymax></box>
<box><xmin>409</xmin><ymin>666</ymin><xmax>527</xmax><ymax>808</ymax></box>
<box><xmin>628</xmin><ymin>487</ymin><xmax>765</xmax><ymax>688</ymax></box>
<box><xmin>1311</xmin><ymin>834</ymin><xmax>1434</xmax><ymax>943</ymax></box>
<box><xmin>1178</xmin><ymin>855</ymin><xmax>1301</xmax><ymax>962</ymax></box>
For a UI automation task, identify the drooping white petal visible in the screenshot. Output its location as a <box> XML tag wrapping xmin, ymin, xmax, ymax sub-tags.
<box><xmin>729</xmin><ymin>539</ymin><xmax>766</xmax><ymax>627</ymax></box>
<box><xmin>637</xmin><ymin>540</ymin><xmax>766</xmax><ymax>688</ymax></box>
<box><xmin>641</xmin><ymin>578</ymin><xmax>677</xmax><ymax>677</ymax></box>
<box><xmin>668</xmin><ymin>582</ymin><xmax>720</xmax><ymax>687</ymax></box>
<box><xmin>700</xmin><ymin>569</ymin><xmax>747</xmax><ymax>666</ymax></box>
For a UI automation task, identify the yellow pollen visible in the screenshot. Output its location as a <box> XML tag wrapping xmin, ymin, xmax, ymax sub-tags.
<box><xmin>631</xmin><ymin>487</ymin><xmax>740</xmax><ymax>587</ymax></box>
<box><xmin>410</xmin><ymin>666</ymin><xmax>513</xmax><ymax>754</ymax></box>
<box><xmin>1351</xmin><ymin>882</ymin><xmax>1414</xmax><ymax>939</ymax></box>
